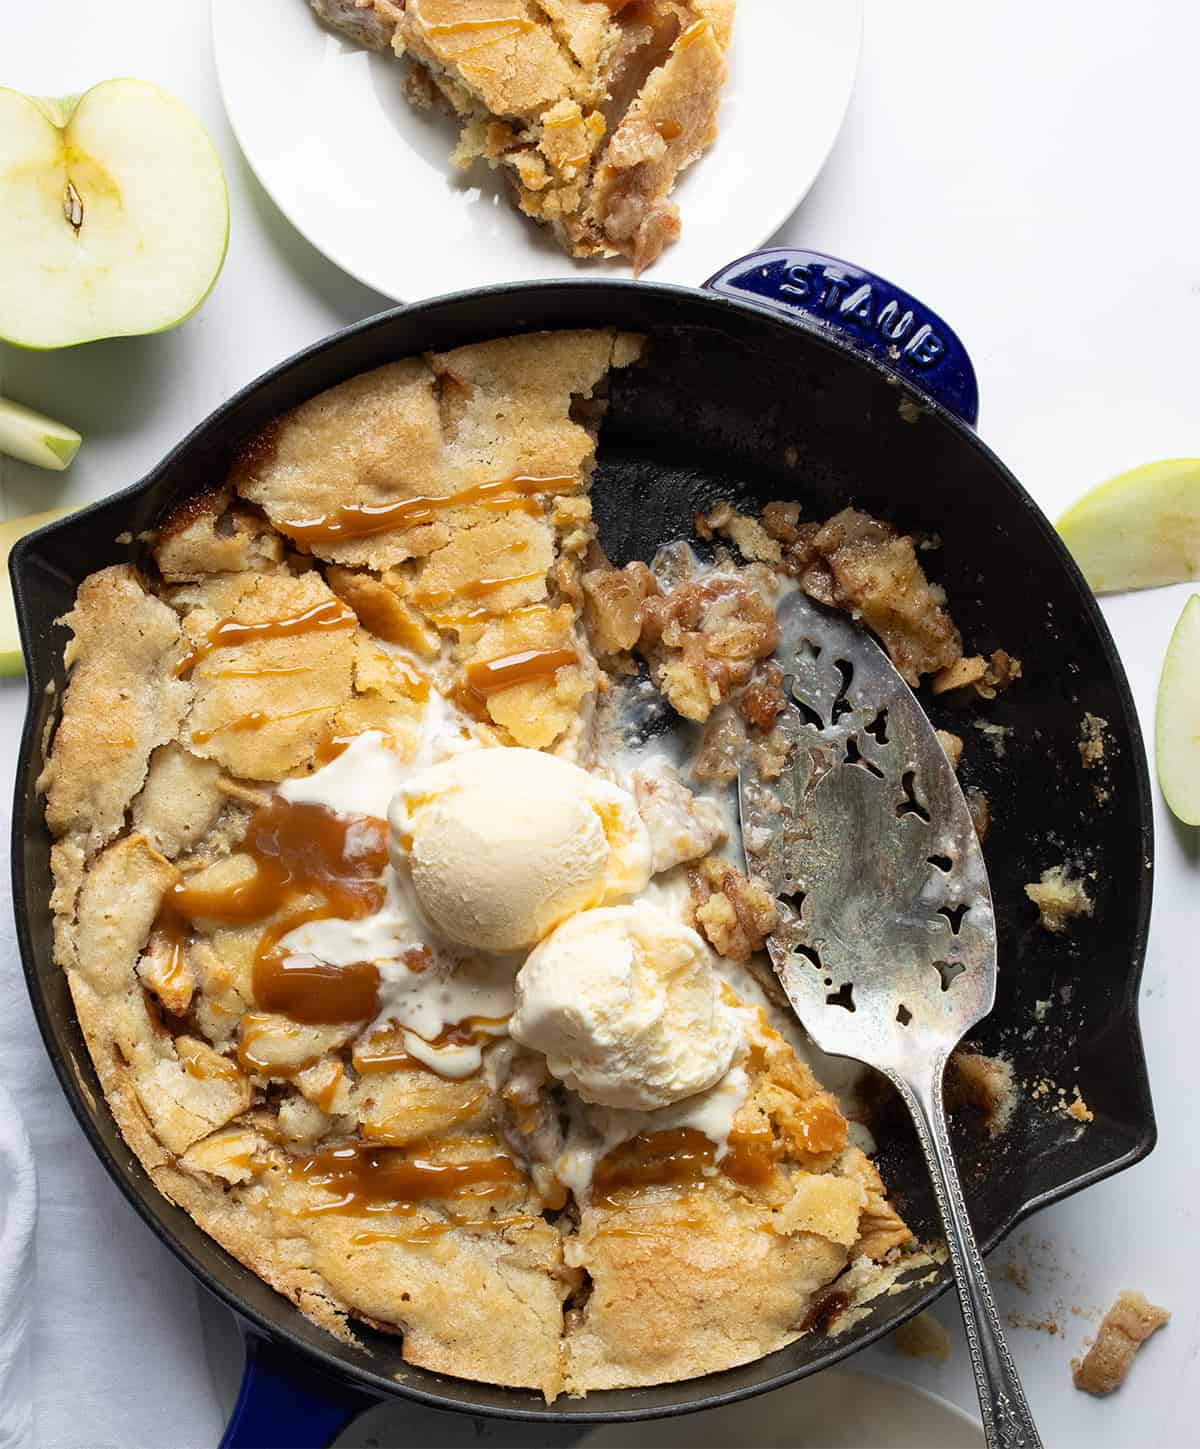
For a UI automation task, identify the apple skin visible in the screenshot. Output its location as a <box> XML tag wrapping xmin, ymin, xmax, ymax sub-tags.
<box><xmin>1</xmin><ymin>507</ymin><xmax>75</xmax><ymax>677</ymax></box>
<box><xmin>1155</xmin><ymin>594</ymin><xmax>1200</xmax><ymax>827</ymax></box>
<box><xmin>1057</xmin><ymin>459</ymin><xmax>1200</xmax><ymax>595</ymax></box>
<box><xmin>0</xmin><ymin>396</ymin><xmax>82</xmax><ymax>470</ymax></box>
<box><xmin>0</xmin><ymin>79</ymin><xmax>230</xmax><ymax>351</ymax></box>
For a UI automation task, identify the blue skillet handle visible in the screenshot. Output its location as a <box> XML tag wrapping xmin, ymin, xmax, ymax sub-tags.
<box><xmin>219</xmin><ymin>1322</ymin><xmax>379</xmax><ymax>1449</ymax></box>
<box><xmin>704</xmin><ymin>249</ymin><xmax>980</xmax><ymax>428</ymax></box>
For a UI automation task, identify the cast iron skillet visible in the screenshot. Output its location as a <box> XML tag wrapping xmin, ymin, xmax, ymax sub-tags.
<box><xmin>9</xmin><ymin>252</ymin><xmax>1155</xmax><ymax>1447</ymax></box>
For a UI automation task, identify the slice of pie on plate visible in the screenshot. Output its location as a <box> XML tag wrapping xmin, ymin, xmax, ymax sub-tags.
<box><xmin>309</xmin><ymin>0</ymin><xmax>735</xmax><ymax>272</ymax></box>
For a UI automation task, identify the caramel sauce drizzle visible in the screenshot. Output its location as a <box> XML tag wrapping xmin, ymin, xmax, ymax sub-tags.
<box><xmin>592</xmin><ymin>1128</ymin><xmax>716</xmax><ymax>1206</ymax></box>
<box><xmin>164</xmin><ymin>798</ymin><xmax>389</xmax><ymax>1027</ymax></box>
<box><xmin>209</xmin><ymin>665</ymin><xmax>317</xmax><ymax>681</ymax></box>
<box><xmin>351</xmin><ymin>1224</ymin><xmax>451</xmax><ymax>1246</ymax></box>
<box><xmin>350</xmin><ymin>1213</ymin><xmax>525</xmax><ymax>1246</ymax></box>
<box><xmin>288</xmin><ymin>1142</ymin><xmax>522</xmax><ymax>1215</ymax></box>
<box><xmin>158</xmin><ymin>919</ymin><xmax>190</xmax><ymax>989</ymax></box>
<box><xmin>429</xmin><ymin>600</ymin><xmax>551</xmax><ymax>630</ymax></box>
<box><xmin>238</xmin><ymin>1011</ymin><xmax>322</xmax><ymax>1078</ymax></box>
<box><xmin>676</xmin><ymin>17</ymin><xmax>709</xmax><ymax>48</ymax></box>
<box><xmin>176</xmin><ymin>598</ymin><xmax>357</xmax><ymax>678</ymax></box>
<box><xmin>655</xmin><ymin>119</ymin><xmax>683</xmax><ymax>141</ymax></box>
<box><xmin>424</xmin><ymin>15</ymin><xmax>534</xmax><ymax>40</ymax></box>
<box><xmin>313</xmin><ymin>1062</ymin><xmax>345</xmax><ymax>1114</ymax></box>
<box><xmin>255</xmin><ymin>955</ymin><xmax>381</xmax><ymax>1026</ymax></box>
<box><xmin>464</xmin><ymin>646</ymin><xmax>578</xmax><ymax>698</ymax></box>
<box><xmin>416</xmin><ymin>569</ymin><xmax>544</xmax><ymax>608</ymax></box>
<box><xmin>169</xmin><ymin>798</ymin><xmax>388</xmax><ymax>927</ymax></box>
<box><xmin>189</xmin><ymin>704</ymin><xmax>332</xmax><ymax>746</ymax></box>
<box><xmin>591</xmin><ymin>1124</ymin><xmax>784</xmax><ymax>1207</ymax></box>
<box><xmin>352</xmin><ymin>1016</ymin><xmax>510</xmax><ymax>1074</ymax></box>
<box><xmin>366</xmin><ymin>651</ymin><xmax>430</xmax><ymax>702</ymax></box>
<box><xmin>276</xmin><ymin>474</ymin><xmax>576</xmax><ymax>547</ymax></box>
<box><xmin>181</xmin><ymin>1051</ymin><xmax>241</xmax><ymax>1083</ymax></box>
<box><xmin>789</xmin><ymin>1099</ymin><xmax>847</xmax><ymax>1156</ymax></box>
<box><xmin>312</xmin><ymin>731</ymin><xmax>359</xmax><ymax>767</ymax></box>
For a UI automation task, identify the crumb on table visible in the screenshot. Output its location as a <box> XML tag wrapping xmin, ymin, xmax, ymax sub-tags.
<box><xmin>1072</xmin><ymin>1290</ymin><xmax>1169</xmax><ymax>1396</ymax></box>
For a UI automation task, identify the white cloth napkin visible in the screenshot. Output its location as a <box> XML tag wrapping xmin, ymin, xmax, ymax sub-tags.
<box><xmin>0</xmin><ymin>1079</ymin><xmax>36</xmax><ymax>1449</ymax></box>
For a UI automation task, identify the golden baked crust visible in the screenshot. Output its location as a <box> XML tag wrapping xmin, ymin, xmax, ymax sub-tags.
<box><xmin>311</xmin><ymin>0</ymin><xmax>735</xmax><ymax>271</ymax></box>
<box><xmin>43</xmin><ymin>329</ymin><xmax>918</xmax><ymax>1399</ymax></box>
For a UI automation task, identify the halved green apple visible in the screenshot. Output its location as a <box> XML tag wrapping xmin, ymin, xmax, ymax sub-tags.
<box><xmin>0</xmin><ymin>79</ymin><xmax>229</xmax><ymax>349</ymax></box>
<box><xmin>1</xmin><ymin>507</ymin><xmax>75</xmax><ymax>676</ymax></box>
<box><xmin>0</xmin><ymin>395</ymin><xmax>81</xmax><ymax>470</ymax></box>
<box><xmin>1156</xmin><ymin>594</ymin><xmax>1200</xmax><ymax>826</ymax></box>
<box><xmin>1057</xmin><ymin>459</ymin><xmax>1200</xmax><ymax>594</ymax></box>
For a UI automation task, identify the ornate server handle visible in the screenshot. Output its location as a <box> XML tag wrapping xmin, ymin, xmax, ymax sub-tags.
<box><xmin>889</xmin><ymin>1060</ymin><xmax>1043</xmax><ymax>1449</ymax></box>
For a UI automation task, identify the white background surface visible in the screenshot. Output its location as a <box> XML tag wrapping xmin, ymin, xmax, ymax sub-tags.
<box><xmin>1</xmin><ymin>1</ymin><xmax>1197</xmax><ymax>1445</ymax></box>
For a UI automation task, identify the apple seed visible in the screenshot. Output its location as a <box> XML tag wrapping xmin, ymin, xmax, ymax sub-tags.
<box><xmin>63</xmin><ymin>179</ymin><xmax>84</xmax><ymax>233</ymax></box>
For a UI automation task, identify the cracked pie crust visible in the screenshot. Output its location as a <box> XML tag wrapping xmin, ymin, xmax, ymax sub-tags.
<box><xmin>41</xmin><ymin>329</ymin><xmax>929</xmax><ymax>1399</ymax></box>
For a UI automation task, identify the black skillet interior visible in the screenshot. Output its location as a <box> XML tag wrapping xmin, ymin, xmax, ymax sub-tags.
<box><xmin>10</xmin><ymin>281</ymin><xmax>1155</xmax><ymax>1423</ymax></box>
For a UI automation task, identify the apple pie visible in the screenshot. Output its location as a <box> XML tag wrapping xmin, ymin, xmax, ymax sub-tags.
<box><xmin>309</xmin><ymin>0</ymin><xmax>735</xmax><ymax>272</ymax></box>
<box><xmin>38</xmin><ymin>329</ymin><xmax>985</xmax><ymax>1399</ymax></box>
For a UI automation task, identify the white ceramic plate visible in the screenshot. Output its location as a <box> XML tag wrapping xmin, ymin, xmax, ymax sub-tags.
<box><xmin>211</xmin><ymin>0</ymin><xmax>863</xmax><ymax>302</ymax></box>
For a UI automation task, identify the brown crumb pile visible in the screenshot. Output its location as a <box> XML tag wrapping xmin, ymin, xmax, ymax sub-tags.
<box><xmin>1072</xmin><ymin>1291</ymin><xmax>1169</xmax><ymax>1396</ymax></box>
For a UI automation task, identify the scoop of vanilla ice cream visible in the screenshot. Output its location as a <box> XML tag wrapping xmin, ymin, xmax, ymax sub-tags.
<box><xmin>510</xmin><ymin>904</ymin><xmax>741</xmax><ymax>1110</ymax></box>
<box><xmin>388</xmin><ymin>748</ymin><xmax>652</xmax><ymax>954</ymax></box>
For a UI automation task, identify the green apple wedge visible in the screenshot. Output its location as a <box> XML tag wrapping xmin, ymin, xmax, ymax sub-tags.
<box><xmin>0</xmin><ymin>395</ymin><xmax>81</xmax><ymax>470</ymax></box>
<box><xmin>1</xmin><ymin>507</ymin><xmax>75</xmax><ymax>676</ymax></box>
<box><xmin>1057</xmin><ymin>459</ymin><xmax>1200</xmax><ymax>594</ymax></box>
<box><xmin>1156</xmin><ymin>594</ymin><xmax>1200</xmax><ymax>826</ymax></box>
<box><xmin>0</xmin><ymin>79</ymin><xmax>229</xmax><ymax>349</ymax></box>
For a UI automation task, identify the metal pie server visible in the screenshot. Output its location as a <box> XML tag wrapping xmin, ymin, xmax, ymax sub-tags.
<box><xmin>739</xmin><ymin>590</ymin><xmax>1042</xmax><ymax>1449</ymax></box>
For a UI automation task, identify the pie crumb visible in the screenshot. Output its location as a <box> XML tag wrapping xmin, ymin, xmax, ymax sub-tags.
<box><xmin>1079</xmin><ymin>712</ymin><xmax>1108</xmax><ymax>768</ymax></box>
<box><xmin>935</xmin><ymin>729</ymin><xmax>963</xmax><ymax>771</ymax></box>
<box><xmin>1025</xmin><ymin>865</ymin><xmax>1093</xmax><ymax>933</ymax></box>
<box><xmin>1072</xmin><ymin>1290</ymin><xmax>1169</xmax><ymax>1396</ymax></box>
<box><xmin>947</xmin><ymin>1050</ymin><xmax>1015</xmax><ymax>1137</ymax></box>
